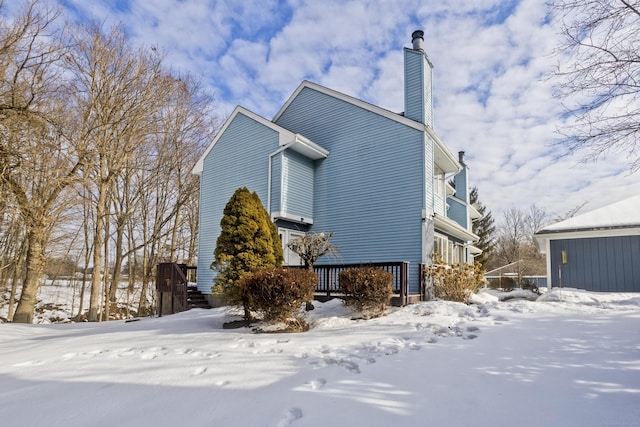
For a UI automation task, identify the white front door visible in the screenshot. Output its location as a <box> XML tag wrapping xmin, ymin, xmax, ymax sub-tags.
<box><xmin>278</xmin><ymin>228</ymin><xmax>304</xmax><ymax>266</ymax></box>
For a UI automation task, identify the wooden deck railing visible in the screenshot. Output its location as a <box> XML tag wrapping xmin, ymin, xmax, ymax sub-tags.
<box><xmin>309</xmin><ymin>261</ymin><xmax>411</xmax><ymax>306</ymax></box>
<box><xmin>157</xmin><ymin>261</ymin><xmax>426</xmax><ymax>312</ymax></box>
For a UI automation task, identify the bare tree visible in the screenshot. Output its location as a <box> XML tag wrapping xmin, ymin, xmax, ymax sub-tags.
<box><xmin>66</xmin><ymin>22</ymin><xmax>168</xmax><ymax>321</ymax></box>
<box><xmin>554</xmin><ymin>201</ymin><xmax>587</xmax><ymax>221</ymax></box>
<box><xmin>288</xmin><ymin>232</ymin><xmax>337</xmax><ymax>270</ymax></box>
<box><xmin>523</xmin><ymin>204</ymin><xmax>550</xmax><ymax>240</ymax></box>
<box><xmin>0</xmin><ymin>191</ymin><xmax>27</xmax><ymax>320</ymax></box>
<box><xmin>0</xmin><ymin>1</ymin><xmax>87</xmax><ymax>323</ymax></box>
<box><xmin>488</xmin><ymin>206</ymin><xmax>548</xmax><ymax>283</ymax></box>
<box><xmin>1</xmin><ymin>3</ymin><xmax>218</xmax><ymax>322</ymax></box>
<box><xmin>551</xmin><ymin>0</ymin><xmax>640</xmax><ymax>171</ymax></box>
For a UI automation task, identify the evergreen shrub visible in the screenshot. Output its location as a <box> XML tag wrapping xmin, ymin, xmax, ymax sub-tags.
<box><xmin>239</xmin><ymin>268</ymin><xmax>317</xmax><ymax>324</ymax></box>
<box><xmin>338</xmin><ymin>267</ymin><xmax>393</xmax><ymax>318</ymax></box>
<box><xmin>212</xmin><ymin>187</ymin><xmax>283</xmax><ymax>319</ymax></box>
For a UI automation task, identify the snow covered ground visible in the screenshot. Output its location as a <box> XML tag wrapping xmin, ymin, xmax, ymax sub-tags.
<box><xmin>1</xmin><ymin>288</ymin><xmax>639</xmax><ymax>427</ymax></box>
<box><xmin>0</xmin><ymin>279</ymin><xmax>150</xmax><ymax>323</ymax></box>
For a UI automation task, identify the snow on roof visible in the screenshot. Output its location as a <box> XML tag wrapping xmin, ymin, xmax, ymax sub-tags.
<box><xmin>538</xmin><ymin>194</ymin><xmax>640</xmax><ymax>233</ymax></box>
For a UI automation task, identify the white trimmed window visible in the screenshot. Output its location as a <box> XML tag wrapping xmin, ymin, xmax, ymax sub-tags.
<box><xmin>434</xmin><ymin>233</ymin><xmax>465</xmax><ymax>264</ymax></box>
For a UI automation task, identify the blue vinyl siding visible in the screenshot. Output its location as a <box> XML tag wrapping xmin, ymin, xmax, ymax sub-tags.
<box><xmin>550</xmin><ymin>236</ymin><xmax>640</xmax><ymax>292</ymax></box>
<box><xmin>270</xmin><ymin>152</ymin><xmax>282</xmax><ymax>213</ymax></box>
<box><xmin>404</xmin><ymin>48</ymin><xmax>433</xmax><ymax>127</ymax></box>
<box><xmin>281</xmin><ymin>149</ymin><xmax>314</xmax><ymax>219</ymax></box>
<box><xmin>275</xmin><ymin>87</ymin><xmax>425</xmax><ymax>293</ymax></box>
<box><xmin>196</xmin><ymin>113</ymin><xmax>281</xmax><ymax>293</ymax></box>
<box><xmin>447</xmin><ymin>198</ymin><xmax>466</xmax><ymax>229</ymax></box>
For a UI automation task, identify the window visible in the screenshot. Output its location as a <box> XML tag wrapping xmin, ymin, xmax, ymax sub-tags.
<box><xmin>434</xmin><ymin>233</ymin><xmax>465</xmax><ymax>264</ymax></box>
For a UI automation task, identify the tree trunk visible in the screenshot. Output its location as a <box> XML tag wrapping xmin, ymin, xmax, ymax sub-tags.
<box><xmin>8</xmin><ymin>264</ymin><xmax>20</xmax><ymax>322</ymax></box>
<box><xmin>102</xmin><ymin>215</ymin><xmax>110</xmax><ymax>322</ymax></box>
<box><xmin>7</xmin><ymin>239</ymin><xmax>26</xmax><ymax>321</ymax></box>
<box><xmin>109</xmin><ymin>217</ymin><xmax>126</xmax><ymax>302</ymax></box>
<box><xmin>88</xmin><ymin>179</ymin><xmax>108</xmax><ymax>322</ymax></box>
<box><xmin>13</xmin><ymin>226</ymin><xmax>47</xmax><ymax>323</ymax></box>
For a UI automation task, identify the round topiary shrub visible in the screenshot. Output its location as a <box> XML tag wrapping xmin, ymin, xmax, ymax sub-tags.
<box><xmin>239</xmin><ymin>268</ymin><xmax>317</xmax><ymax>324</ymax></box>
<box><xmin>338</xmin><ymin>267</ymin><xmax>393</xmax><ymax>318</ymax></box>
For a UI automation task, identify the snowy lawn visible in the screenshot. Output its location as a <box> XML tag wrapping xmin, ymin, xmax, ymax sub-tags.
<box><xmin>1</xmin><ymin>288</ymin><xmax>639</xmax><ymax>427</ymax></box>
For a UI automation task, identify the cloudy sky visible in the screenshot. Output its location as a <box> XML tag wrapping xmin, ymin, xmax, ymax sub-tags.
<box><xmin>41</xmin><ymin>0</ymin><xmax>640</xmax><ymax>221</ymax></box>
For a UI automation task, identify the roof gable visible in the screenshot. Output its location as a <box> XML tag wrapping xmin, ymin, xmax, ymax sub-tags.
<box><xmin>538</xmin><ymin>195</ymin><xmax>640</xmax><ymax>233</ymax></box>
<box><xmin>192</xmin><ymin>106</ymin><xmax>327</xmax><ymax>175</ymax></box>
<box><xmin>273</xmin><ymin>80</ymin><xmax>460</xmax><ymax>173</ymax></box>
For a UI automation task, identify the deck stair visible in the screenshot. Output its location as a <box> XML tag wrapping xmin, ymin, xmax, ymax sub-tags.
<box><xmin>187</xmin><ymin>286</ymin><xmax>211</xmax><ymax>309</ymax></box>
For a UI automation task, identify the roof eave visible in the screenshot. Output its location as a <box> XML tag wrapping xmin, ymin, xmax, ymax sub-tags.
<box><xmin>434</xmin><ymin>213</ymin><xmax>479</xmax><ymax>242</ymax></box>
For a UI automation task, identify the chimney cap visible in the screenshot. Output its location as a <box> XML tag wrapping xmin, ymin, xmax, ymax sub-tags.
<box><xmin>458</xmin><ymin>151</ymin><xmax>466</xmax><ymax>164</ymax></box>
<box><xmin>411</xmin><ymin>30</ymin><xmax>424</xmax><ymax>50</ymax></box>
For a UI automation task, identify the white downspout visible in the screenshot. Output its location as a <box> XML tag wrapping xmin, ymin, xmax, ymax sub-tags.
<box><xmin>267</xmin><ymin>141</ymin><xmax>296</xmax><ymax>219</ymax></box>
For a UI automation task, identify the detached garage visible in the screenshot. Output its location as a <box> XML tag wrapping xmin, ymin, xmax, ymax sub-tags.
<box><xmin>534</xmin><ymin>195</ymin><xmax>640</xmax><ymax>292</ymax></box>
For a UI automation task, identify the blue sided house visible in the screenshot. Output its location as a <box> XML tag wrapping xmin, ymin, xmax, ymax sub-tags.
<box><xmin>192</xmin><ymin>31</ymin><xmax>481</xmax><ymax>304</ymax></box>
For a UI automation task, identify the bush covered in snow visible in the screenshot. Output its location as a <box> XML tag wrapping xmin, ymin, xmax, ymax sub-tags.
<box><xmin>427</xmin><ymin>254</ymin><xmax>487</xmax><ymax>303</ymax></box>
<box><xmin>239</xmin><ymin>268</ymin><xmax>316</xmax><ymax>324</ymax></box>
<box><xmin>339</xmin><ymin>267</ymin><xmax>393</xmax><ymax>318</ymax></box>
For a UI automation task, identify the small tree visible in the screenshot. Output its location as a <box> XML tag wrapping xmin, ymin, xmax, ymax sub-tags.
<box><xmin>288</xmin><ymin>232</ymin><xmax>337</xmax><ymax>270</ymax></box>
<box><xmin>469</xmin><ymin>187</ymin><xmax>495</xmax><ymax>267</ymax></box>
<box><xmin>212</xmin><ymin>187</ymin><xmax>282</xmax><ymax>319</ymax></box>
<box><xmin>288</xmin><ymin>231</ymin><xmax>336</xmax><ymax>310</ymax></box>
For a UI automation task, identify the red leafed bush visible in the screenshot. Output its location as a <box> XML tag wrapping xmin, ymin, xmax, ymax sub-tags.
<box><xmin>239</xmin><ymin>268</ymin><xmax>316</xmax><ymax>324</ymax></box>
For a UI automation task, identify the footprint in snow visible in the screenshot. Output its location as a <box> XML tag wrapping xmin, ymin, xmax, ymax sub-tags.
<box><xmin>215</xmin><ymin>380</ymin><xmax>230</xmax><ymax>387</ymax></box>
<box><xmin>307</xmin><ymin>378</ymin><xmax>327</xmax><ymax>390</ymax></box>
<box><xmin>192</xmin><ymin>366</ymin><xmax>207</xmax><ymax>376</ymax></box>
<box><xmin>462</xmin><ymin>325</ymin><xmax>480</xmax><ymax>340</ymax></box>
<box><xmin>277</xmin><ymin>408</ymin><xmax>303</xmax><ymax>427</ymax></box>
<box><xmin>116</xmin><ymin>348</ymin><xmax>135</xmax><ymax>357</ymax></box>
<box><xmin>140</xmin><ymin>352</ymin><xmax>158</xmax><ymax>360</ymax></box>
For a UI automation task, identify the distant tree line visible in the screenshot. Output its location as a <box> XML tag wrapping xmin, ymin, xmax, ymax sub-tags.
<box><xmin>0</xmin><ymin>0</ymin><xmax>219</xmax><ymax>323</ymax></box>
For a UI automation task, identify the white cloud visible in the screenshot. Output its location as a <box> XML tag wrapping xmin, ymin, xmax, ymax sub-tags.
<box><xmin>42</xmin><ymin>0</ymin><xmax>640</xmax><ymax>218</ymax></box>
